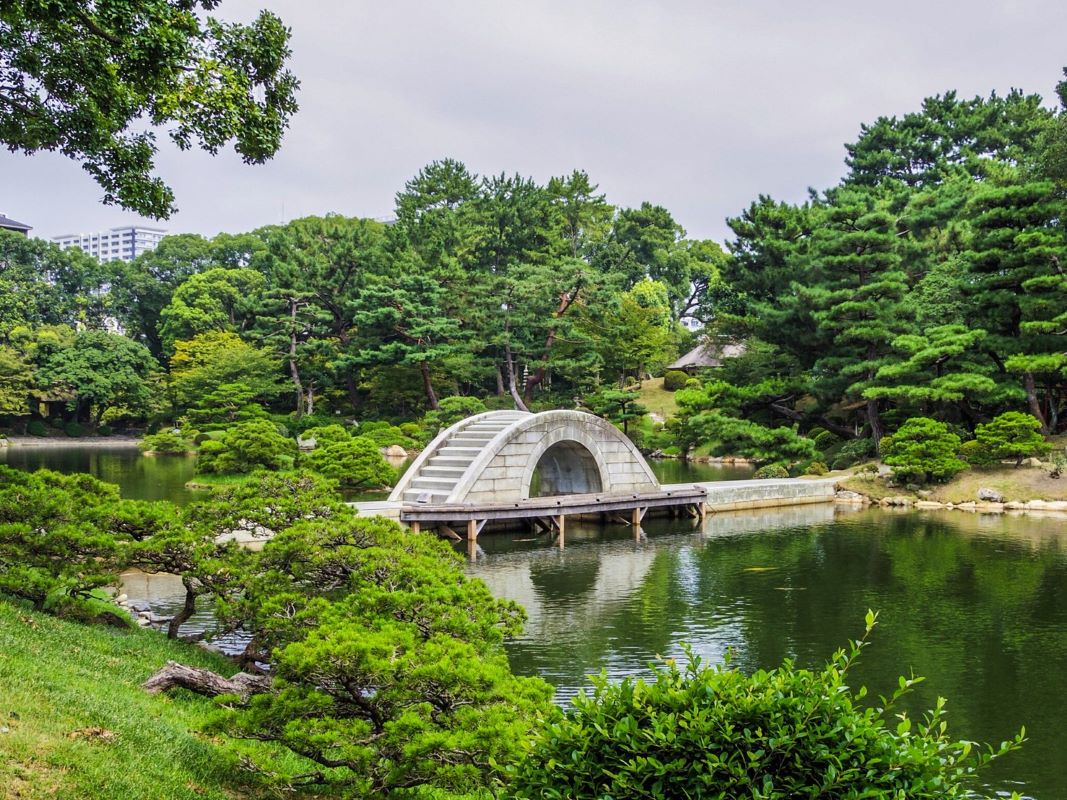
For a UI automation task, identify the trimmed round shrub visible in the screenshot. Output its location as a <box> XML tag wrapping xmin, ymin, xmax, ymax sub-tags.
<box><xmin>301</xmin><ymin>436</ymin><xmax>397</xmax><ymax>488</ymax></box>
<box><xmin>806</xmin><ymin>460</ymin><xmax>828</xmax><ymax>476</ymax></box>
<box><xmin>26</xmin><ymin>419</ymin><xmax>47</xmax><ymax>437</ymax></box>
<box><xmin>63</xmin><ymin>421</ymin><xmax>86</xmax><ymax>438</ymax></box>
<box><xmin>301</xmin><ymin>423</ymin><xmax>351</xmax><ymax>448</ymax></box>
<box><xmin>139</xmin><ymin>431</ymin><xmax>190</xmax><ymax>454</ymax></box>
<box><xmin>754</xmin><ymin>463</ymin><xmax>789</xmax><ymax>479</ymax></box>
<box><xmin>882</xmin><ymin>417</ymin><xmax>966</xmax><ymax>485</ymax></box>
<box><xmin>663</xmin><ymin>369</ymin><xmax>689</xmax><ymax>391</ymax></box>
<box><xmin>96</xmin><ymin>424</ymin><xmax>113</xmax><ymax>437</ymax></box>
<box><xmin>195</xmin><ymin>419</ymin><xmax>296</xmax><ymax>475</ymax></box>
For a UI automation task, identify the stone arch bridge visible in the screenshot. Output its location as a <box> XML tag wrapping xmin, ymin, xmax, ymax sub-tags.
<box><xmin>390</xmin><ymin>410</ymin><xmax>707</xmax><ymax>549</ymax></box>
<box><xmin>391</xmin><ymin>409</ymin><xmax>662</xmax><ymax>505</ymax></box>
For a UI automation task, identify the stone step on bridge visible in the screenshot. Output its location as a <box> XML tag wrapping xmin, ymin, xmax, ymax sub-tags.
<box><xmin>389</xmin><ymin>409</ymin><xmax>707</xmax><ymax>557</ymax></box>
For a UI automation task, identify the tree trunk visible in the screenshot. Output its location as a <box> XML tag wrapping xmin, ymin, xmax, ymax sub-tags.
<box><xmin>167</xmin><ymin>577</ymin><xmax>198</xmax><ymax>640</ymax></box>
<box><xmin>504</xmin><ymin>344</ymin><xmax>530</xmax><ymax>412</ymax></box>
<box><xmin>495</xmin><ymin>364</ymin><xmax>505</xmax><ymax>396</ymax></box>
<box><xmin>867</xmin><ymin>399</ymin><xmax>885</xmax><ymax>455</ymax></box>
<box><xmin>143</xmin><ymin>661</ymin><xmax>272</xmax><ymax>701</ymax></box>
<box><xmin>305</xmin><ymin>385</ymin><xmax>314</xmax><ymax>417</ymax></box>
<box><xmin>288</xmin><ymin>299</ymin><xmax>304</xmax><ymax>418</ymax></box>
<box><xmin>419</xmin><ymin>361</ymin><xmax>439</xmax><ymax>410</ymax></box>
<box><xmin>1023</xmin><ymin>372</ymin><xmax>1051</xmax><ymax>434</ymax></box>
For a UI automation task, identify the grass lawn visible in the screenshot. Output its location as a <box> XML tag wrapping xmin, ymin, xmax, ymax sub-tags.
<box><xmin>0</xmin><ymin>599</ymin><xmax>318</xmax><ymax>799</ymax></box>
<box><xmin>928</xmin><ymin>465</ymin><xmax>1066</xmax><ymax>504</ymax></box>
<box><xmin>633</xmin><ymin>377</ymin><xmax>679</xmax><ymax>420</ymax></box>
<box><xmin>839</xmin><ymin>465</ymin><xmax>1066</xmax><ymax>504</ymax></box>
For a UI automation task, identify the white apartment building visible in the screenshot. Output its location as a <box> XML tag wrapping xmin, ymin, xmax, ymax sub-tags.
<box><xmin>52</xmin><ymin>225</ymin><xmax>166</xmax><ymax>263</ymax></box>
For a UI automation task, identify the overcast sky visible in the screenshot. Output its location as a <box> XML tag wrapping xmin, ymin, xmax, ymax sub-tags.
<box><xmin>4</xmin><ymin>0</ymin><xmax>1066</xmax><ymax>243</ymax></box>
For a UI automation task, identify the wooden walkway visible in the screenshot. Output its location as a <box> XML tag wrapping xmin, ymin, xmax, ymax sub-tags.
<box><xmin>400</xmin><ymin>486</ymin><xmax>708</xmax><ymax>559</ymax></box>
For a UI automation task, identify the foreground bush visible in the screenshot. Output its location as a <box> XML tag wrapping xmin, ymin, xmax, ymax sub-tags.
<box><xmin>509</xmin><ymin>612</ymin><xmax>1023</xmax><ymax>800</ymax></box>
<box><xmin>881</xmin><ymin>417</ymin><xmax>966</xmax><ymax>484</ymax></box>
<box><xmin>753</xmin><ymin>463</ymin><xmax>789</xmax><ymax>479</ymax></box>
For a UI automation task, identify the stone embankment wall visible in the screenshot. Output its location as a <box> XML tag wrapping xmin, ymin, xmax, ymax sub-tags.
<box><xmin>677</xmin><ymin>478</ymin><xmax>838</xmax><ymax>512</ymax></box>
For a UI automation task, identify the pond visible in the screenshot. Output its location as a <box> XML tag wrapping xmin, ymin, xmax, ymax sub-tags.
<box><xmin>467</xmin><ymin>506</ymin><xmax>1067</xmax><ymax>799</ymax></box>
<box><xmin>5</xmin><ymin>444</ymin><xmax>1063</xmax><ymax>796</ymax></box>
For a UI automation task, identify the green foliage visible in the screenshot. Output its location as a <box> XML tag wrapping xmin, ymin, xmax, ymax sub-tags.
<box><xmin>0</xmin><ymin>2</ymin><xmax>299</xmax><ymax>218</ymax></box>
<box><xmin>959</xmin><ymin>439</ymin><xmax>995</xmax><ymax>467</ymax></box>
<box><xmin>813</xmin><ymin>429</ymin><xmax>839</xmax><ymax>450</ymax></box>
<box><xmin>687</xmin><ymin>412</ymin><xmax>818</xmax><ymax>465</ymax></box>
<box><xmin>0</xmin><ymin>345</ymin><xmax>32</xmax><ymax>417</ymax></box>
<box><xmin>36</xmin><ymin>330</ymin><xmax>158</xmax><ymax>425</ymax></box>
<box><xmin>806</xmin><ymin>460</ymin><xmax>828</xmax><ymax>475</ymax></box>
<box><xmin>753</xmin><ymin>463</ymin><xmax>789</xmax><ymax>479</ymax></box>
<box><xmin>355</xmin><ymin>421</ymin><xmax>420</xmax><ymax>450</ymax></box>
<box><xmin>188</xmin><ymin>479</ymin><xmax>556</xmax><ymax>797</ymax></box>
<box><xmin>96</xmin><ymin>424</ymin><xmax>113</xmax><ymax>436</ymax></box>
<box><xmin>421</xmin><ymin>395</ymin><xmax>489</xmax><ymax>434</ymax></box>
<box><xmin>301</xmin><ymin>436</ymin><xmax>396</xmax><ymax>488</ymax></box>
<box><xmin>509</xmin><ymin>614</ymin><xmax>1023</xmax><ymax>800</ymax></box>
<box><xmin>585</xmin><ymin>389</ymin><xmax>648</xmax><ymax>435</ymax></box>
<box><xmin>168</xmin><ymin>332</ymin><xmax>282</xmax><ymax>422</ymax></box>
<box><xmin>63</xmin><ymin>420</ymin><xmax>85</xmax><ymax>438</ymax></box>
<box><xmin>299</xmin><ymin>423</ymin><xmax>350</xmax><ymax>447</ymax></box>
<box><xmin>975</xmin><ymin>412</ymin><xmax>1051</xmax><ymax>466</ymax></box>
<box><xmin>662</xmin><ymin>369</ymin><xmax>689</xmax><ymax>391</ymax></box>
<box><xmin>25</xmin><ymin>419</ymin><xmax>46</xmax><ymax>436</ymax></box>
<box><xmin>831</xmin><ymin>438</ymin><xmax>875</xmax><ymax>471</ymax></box>
<box><xmin>194</xmin><ymin>419</ymin><xmax>295</xmax><ymax>475</ymax></box>
<box><xmin>0</xmin><ymin>467</ymin><xmax>126</xmax><ymax>618</ymax></box>
<box><xmin>882</xmin><ymin>417</ymin><xmax>967</xmax><ymax>484</ymax></box>
<box><xmin>140</xmin><ymin>431</ymin><xmax>191</xmax><ymax>454</ymax></box>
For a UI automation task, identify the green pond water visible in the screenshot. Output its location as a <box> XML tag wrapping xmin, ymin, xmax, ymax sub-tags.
<box><xmin>3</xmin><ymin>445</ymin><xmax>1065</xmax><ymax>797</ymax></box>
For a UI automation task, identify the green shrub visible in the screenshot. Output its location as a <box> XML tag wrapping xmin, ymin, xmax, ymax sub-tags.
<box><xmin>421</xmin><ymin>396</ymin><xmax>488</xmax><ymax>434</ymax></box>
<box><xmin>830</xmin><ymin>437</ymin><xmax>874</xmax><ymax>470</ymax></box>
<box><xmin>813</xmin><ymin>429</ymin><xmax>839</xmax><ymax>451</ymax></box>
<box><xmin>195</xmin><ymin>419</ymin><xmax>296</xmax><ymax>475</ymax></box>
<box><xmin>300</xmin><ymin>423</ymin><xmax>351</xmax><ymax>447</ymax></box>
<box><xmin>882</xmin><ymin>417</ymin><xmax>966</xmax><ymax>484</ymax></box>
<box><xmin>63</xmin><ymin>420</ymin><xmax>85</xmax><ymax>438</ymax></box>
<box><xmin>959</xmin><ymin>438</ymin><xmax>995</xmax><ymax>467</ymax></box>
<box><xmin>301</xmin><ymin>436</ymin><xmax>396</xmax><ymax>489</ymax></box>
<box><xmin>509</xmin><ymin>613</ymin><xmax>1022</xmax><ymax>800</ymax></box>
<box><xmin>357</xmin><ymin>424</ymin><xmax>418</xmax><ymax>450</ymax></box>
<box><xmin>194</xmin><ymin>439</ymin><xmax>226</xmax><ymax>473</ymax></box>
<box><xmin>26</xmin><ymin>419</ymin><xmax>47</xmax><ymax>436</ymax></box>
<box><xmin>96</xmin><ymin>424</ymin><xmax>113</xmax><ymax>436</ymax></box>
<box><xmin>975</xmin><ymin>411</ymin><xmax>1051</xmax><ymax>467</ymax></box>
<box><xmin>806</xmin><ymin>460</ymin><xmax>828</xmax><ymax>476</ymax></box>
<box><xmin>753</xmin><ymin>463</ymin><xmax>789</xmax><ymax>479</ymax></box>
<box><xmin>139</xmin><ymin>431</ymin><xmax>191</xmax><ymax>454</ymax></box>
<box><xmin>662</xmin><ymin>369</ymin><xmax>689</xmax><ymax>391</ymax></box>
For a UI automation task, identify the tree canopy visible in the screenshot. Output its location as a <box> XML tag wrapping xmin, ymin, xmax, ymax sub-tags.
<box><xmin>0</xmin><ymin>1</ymin><xmax>299</xmax><ymax>217</ymax></box>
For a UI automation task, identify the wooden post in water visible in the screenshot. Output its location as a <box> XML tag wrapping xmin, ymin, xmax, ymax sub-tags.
<box><xmin>467</xmin><ymin>519</ymin><xmax>479</xmax><ymax>561</ymax></box>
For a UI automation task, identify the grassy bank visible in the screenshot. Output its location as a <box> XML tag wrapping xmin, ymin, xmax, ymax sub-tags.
<box><xmin>839</xmin><ymin>464</ymin><xmax>1066</xmax><ymax>504</ymax></box>
<box><xmin>0</xmin><ymin>599</ymin><xmax>314</xmax><ymax>800</ymax></box>
<box><xmin>633</xmin><ymin>377</ymin><xmax>679</xmax><ymax>419</ymax></box>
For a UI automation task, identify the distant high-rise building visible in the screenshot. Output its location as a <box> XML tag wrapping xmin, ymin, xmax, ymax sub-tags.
<box><xmin>52</xmin><ymin>225</ymin><xmax>166</xmax><ymax>263</ymax></box>
<box><xmin>0</xmin><ymin>213</ymin><xmax>32</xmax><ymax>236</ymax></box>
